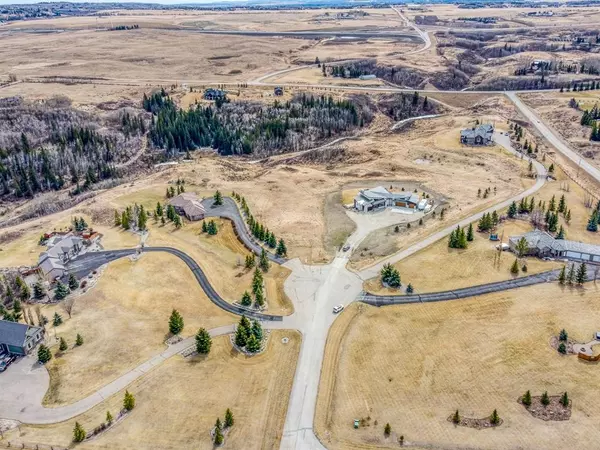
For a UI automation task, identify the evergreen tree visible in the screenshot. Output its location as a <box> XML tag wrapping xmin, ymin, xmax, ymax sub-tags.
<box><xmin>73</xmin><ymin>422</ymin><xmax>86</xmax><ymax>443</ymax></box>
<box><xmin>202</xmin><ymin>221</ymin><xmax>208</xmax><ymax>233</ymax></box>
<box><xmin>452</xmin><ymin>409</ymin><xmax>460</xmax><ymax>424</ymax></box>
<box><xmin>576</xmin><ymin>262</ymin><xmax>587</xmax><ymax>284</ymax></box>
<box><xmin>123</xmin><ymin>390</ymin><xmax>136</xmax><ymax>411</ymax></box>
<box><xmin>33</xmin><ymin>281</ymin><xmax>45</xmax><ymax>299</ymax></box>
<box><xmin>384</xmin><ymin>423</ymin><xmax>391</xmax><ymax>436</ymax></box>
<box><xmin>406</xmin><ymin>283</ymin><xmax>414</xmax><ymax>294</ymax></box>
<box><xmin>207</xmin><ymin>220</ymin><xmax>218</xmax><ymax>235</ymax></box>
<box><xmin>53</xmin><ymin>312</ymin><xmax>63</xmax><ymax>327</ymax></box>
<box><xmin>54</xmin><ymin>281</ymin><xmax>69</xmax><ymax>300</ymax></box>
<box><xmin>138</xmin><ymin>205</ymin><xmax>147</xmax><ymax>231</ymax></box>
<box><xmin>541</xmin><ymin>391</ymin><xmax>550</xmax><ymax>406</ymax></box>
<box><xmin>214</xmin><ymin>190</ymin><xmax>223</xmax><ymax>206</ymax></box>
<box><xmin>259</xmin><ymin>248</ymin><xmax>270</xmax><ymax>272</ymax></box>
<box><xmin>558</xmin><ymin>266</ymin><xmax>566</xmax><ymax>285</ymax></box>
<box><xmin>510</xmin><ymin>259</ymin><xmax>519</xmax><ymax>275</ymax></box>
<box><xmin>241</xmin><ymin>291</ymin><xmax>252</xmax><ymax>307</ymax></box>
<box><xmin>515</xmin><ymin>237</ymin><xmax>529</xmax><ymax>257</ymax></box>
<box><xmin>37</xmin><ymin>344</ymin><xmax>52</xmax><ymax>364</ymax></box>
<box><xmin>560</xmin><ymin>392</ymin><xmax>569</xmax><ymax>407</ymax></box>
<box><xmin>251</xmin><ymin>320</ymin><xmax>263</xmax><ymax>341</ymax></box>
<box><xmin>381</xmin><ymin>263</ymin><xmax>401</xmax><ymax>287</ymax></box>
<box><xmin>587</xmin><ymin>210</ymin><xmax>599</xmax><ymax>232</ymax></box>
<box><xmin>169</xmin><ymin>309</ymin><xmax>184</xmax><ymax>335</ymax></box>
<box><xmin>252</xmin><ymin>267</ymin><xmax>263</xmax><ymax>295</ymax></box>
<box><xmin>556</xmin><ymin>226</ymin><xmax>565</xmax><ymax>239</ymax></box>
<box><xmin>59</xmin><ymin>337</ymin><xmax>68</xmax><ymax>351</ymax></box>
<box><xmin>559</xmin><ymin>328</ymin><xmax>568</xmax><ymax>341</ymax></box>
<box><xmin>246</xmin><ymin>333</ymin><xmax>261</xmax><ymax>353</ymax></box>
<box><xmin>522</xmin><ymin>390</ymin><xmax>532</xmax><ymax>407</ymax></box>
<box><xmin>106</xmin><ymin>410</ymin><xmax>113</xmax><ymax>425</ymax></box>
<box><xmin>558</xmin><ymin>342</ymin><xmax>567</xmax><ymax>354</ymax></box>
<box><xmin>68</xmin><ymin>273</ymin><xmax>79</xmax><ymax>290</ymax></box>
<box><xmin>121</xmin><ymin>211</ymin><xmax>130</xmax><ymax>230</ymax></box>
<box><xmin>76</xmin><ymin>333</ymin><xmax>84</xmax><ymax>346</ymax></box>
<box><xmin>567</xmin><ymin>264</ymin><xmax>575</xmax><ymax>285</ymax></box>
<box><xmin>235</xmin><ymin>322</ymin><xmax>249</xmax><ymax>347</ymax></box>
<box><xmin>276</xmin><ymin>239</ymin><xmax>288</xmax><ymax>257</ymax></box>
<box><xmin>245</xmin><ymin>254</ymin><xmax>256</xmax><ymax>269</ymax></box>
<box><xmin>466</xmin><ymin>223</ymin><xmax>474</xmax><ymax>242</ymax></box>
<box><xmin>114</xmin><ymin>210</ymin><xmax>122</xmax><ymax>226</ymax></box>
<box><xmin>214</xmin><ymin>426</ymin><xmax>224</xmax><ymax>445</ymax></box>
<box><xmin>558</xmin><ymin>194</ymin><xmax>566</xmax><ymax>213</ymax></box>
<box><xmin>225</xmin><ymin>408</ymin><xmax>234</xmax><ymax>428</ymax></box>
<box><xmin>254</xmin><ymin>287</ymin><xmax>265</xmax><ymax>308</ymax></box>
<box><xmin>155</xmin><ymin>202</ymin><xmax>163</xmax><ymax>217</ymax></box>
<box><xmin>195</xmin><ymin>328</ymin><xmax>212</xmax><ymax>354</ymax></box>
<box><xmin>565</xmin><ymin>209</ymin><xmax>571</xmax><ymax>225</ymax></box>
<box><xmin>490</xmin><ymin>409</ymin><xmax>500</xmax><ymax>425</ymax></box>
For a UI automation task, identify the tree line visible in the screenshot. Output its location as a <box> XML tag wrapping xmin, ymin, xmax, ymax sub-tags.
<box><xmin>143</xmin><ymin>89</ymin><xmax>371</xmax><ymax>157</ymax></box>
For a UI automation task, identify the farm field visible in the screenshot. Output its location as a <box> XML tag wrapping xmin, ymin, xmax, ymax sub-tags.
<box><xmin>40</xmin><ymin>253</ymin><xmax>236</xmax><ymax>406</ymax></box>
<box><xmin>4</xmin><ymin>331</ymin><xmax>301</xmax><ymax>450</ymax></box>
<box><xmin>316</xmin><ymin>284</ymin><xmax>600</xmax><ymax>450</ymax></box>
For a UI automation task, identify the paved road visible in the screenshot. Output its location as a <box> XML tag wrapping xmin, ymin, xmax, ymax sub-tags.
<box><xmin>359</xmin><ymin>133</ymin><xmax>548</xmax><ymax>280</ymax></box>
<box><xmin>361</xmin><ymin>269</ymin><xmax>559</xmax><ymax>305</ymax></box>
<box><xmin>67</xmin><ymin>247</ymin><xmax>283</xmax><ymax>322</ymax></box>
<box><xmin>189</xmin><ymin>29</ymin><xmax>422</xmax><ymax>41</ymax></box>
<box><xmin>202</xmin><ymin>196</ymin><xmax>287</xmax><ymax>264</ymax></box>
<box><xmin>507</xmin><ymin>91</ymin><xmax>600</xmax><ymax>184</ymax></box>
<box><xmin>392</xmin><ymin>6</ymin><xmax>431</xmax><ymax>55</ymax></box>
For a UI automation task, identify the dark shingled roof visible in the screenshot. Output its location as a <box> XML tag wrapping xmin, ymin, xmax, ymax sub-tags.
<box><xmin>0</xmin><ymin>319</ymin><xmax>30</xmax><ymax>348</ymax></box>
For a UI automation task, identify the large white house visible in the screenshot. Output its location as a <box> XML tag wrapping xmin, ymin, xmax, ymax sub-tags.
<box><xmin>353</xmin><ymin>186</ymin><xmax>424</xmax><ymax>212</ymax></box>
<box><xmin>38</xmin><ymin>233</ymin><xmax>84</xmax><ymax>280</ymax></box>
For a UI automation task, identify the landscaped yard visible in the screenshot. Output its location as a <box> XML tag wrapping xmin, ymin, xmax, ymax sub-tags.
<box><xmin>316</xmin><ymin>283</ymin><xmax>600</xmax><ymax>450</ymax></box>
<box><xmin>5</xmin><ymin>331</ymin><xmax>301</xmax><ymax>450</ymax></box>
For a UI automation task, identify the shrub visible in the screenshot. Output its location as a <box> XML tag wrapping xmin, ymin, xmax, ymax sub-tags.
<box><xmin>559</xmin><ymin>329</ymin><xmax>568</xmax><ymax>341</ymax></box>
<box><xmin>384</xmin><ymin>423</ymin><xmax>391</xmax><ymax>436</ymax></box>
<box><xmin>522</xmin><ymin>390</ymin><xmax>532</xmax><ymax>406</ymax></box>
<box><xmin>558</xmin><ymin>342</ymin><xmax>567</xmax><ymax>354</ymax></box>
<box><xmin>452</xmin><ymin>409</ymin><xmax>460</xmax><ymax>424</ymax></box>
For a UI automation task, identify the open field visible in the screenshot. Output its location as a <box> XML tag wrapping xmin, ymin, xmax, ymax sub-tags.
<box><xmin>364</xmin><ymin>219</ymin><xmax>561</xmax><ymax>295</ymax></box>
<box><xmin>316</xmin><ymin>284</ymin><xmax>600</xmax><ymax>450</ymax></box>
<box><xmin>4</xmin><ymin>331</ymin><xmax>300</xmax><ymax>450</ymax></box>
<box><xmin>40</xmin><ymin>253</ymin><xmax>236</xmax><ymax>406</ymax></box>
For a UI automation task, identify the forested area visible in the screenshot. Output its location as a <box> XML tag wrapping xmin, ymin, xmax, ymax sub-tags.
<box><xmin>0</xmin><ymin>96</ymin><xmax>146</xmax><ymax>199</ymax></box>
<box><xmin>144</xmin><ymin>90</ymin><xmax>373</xmax><ymax>156</ymax></box>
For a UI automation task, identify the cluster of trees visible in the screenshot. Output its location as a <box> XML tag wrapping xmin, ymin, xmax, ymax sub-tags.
<box><xmin>241</xmin><ymin>267</ymin><xmax>266</xmax><ymax>308</ymax></box>
<box><xmin>477</xmin><ymin>186</ymin><xmax>495</xmax><ymax>199</ymax></box>
<box><xmin>452</xmin><ymin>409</ymin><xmax>500</xmax><ymax>426</ymax></box>
<box><xmin>508</xmin><ymin>194</ymin><xmax>571</xmax><ymax>235</ymax></box>
<box><xmin>557</xmin><ymin>328</ymin><xmax>569</xmax><ymax>354</ymax></box>
<box><xmin>234</xmin><ymin>315</ymin><xmax>263</xmax><ymax>353</ymax></box>
<box><xmin>73</xmin><ymin>391</ymin><xmax>136</xmax><ymax>442</ymax></box>
<box><xmin>0</xmin><ymin>98</ymin><xmax>145</xmax><ymax>199</ymax></box>
<box><xmin>380</xmin><ymin>263</ymin><xmax>401</xmax><ymax>288</ymax></box>
<box><xmin>321</xmin><ymin>59</ymin><xmax>426</xmax><ymax>90</ymax></box>
<box><xmin>558</xmin><ymin>263</ymin><xmax>587</xmax><ymax>286</ymax></box>
<box><xmin>72</xmin><ymin>216</ymin><xmax>88</xmax><ymax>232</ymax></box>
<box><xmin>212</xmin><ymin>409</ymin><xmax>235</xmax><ymax>446</ymax></box>
<box><xmin>165</xmin><ymin>179</ymin><xmax>186</xmax><ymax>198</ymax></box>
<box><xmin>448</xmin><ymin>225</ymin><xmax>470</xmax><ymax>249</ymax></box>
<box><xmin>114</xmin><ymin>203</ymin><xmax>149</xmax><ymax>231</ymax></box>
<box><xmin>562</xmin><ymin>80</ymin><xmax>600</xmax><ymax>93</ymax></box>
<box><xmin>522</xmin><ymin>390</ymin><xmax>569</xmax><ymax>408</ymax></box>
<box><xmin>579</xmin><ymin>104</ymin><xmax>600</xmax><ymax>141</ymax></box>
<box><xmin>54</xmin><ymin>273</ymin><xmax>80</xmax><ymax>301</ymax></box>
<box><xmin>377</xmin><ymin>92</ymin><xmax>435</xmax><ymax>123</ymax></box>
<box><xmin>586</xmin><ymin>200</ymin><xmax>600</xmax><ymax>232</ymax></box>
<box><xmin>477</xmin><ymin>211</ymin><xmax>499</xmax><ymax>232</ymax></box>
<box><xmin>201</xmin><ymin>219</ymin><xmax>218</xmax><ymax>235</ymax></box>
<box><xmin>143</xmin><ymin>90</ymin><xmax>370</xmax><ymax>157</ymax></box>
<box><xmin>232</xmin><ymin>191</ymin><xmax>288</xmax><ymax>258</ymax></box>
<box><xmin>510</xmin><ymin>122</ymin><xmax>525</xmax><ymax>141</ymax></box>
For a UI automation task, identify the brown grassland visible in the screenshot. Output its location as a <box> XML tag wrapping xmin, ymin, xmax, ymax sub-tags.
<box><xmin>316</xmin><ymin>284</ymin><xmax>600</xmax><ymax>450</ymax></box>
<box><xmin>5</xmin><ymin>331</ymin><xmax>301</xmax><ymax>450</ymax></box>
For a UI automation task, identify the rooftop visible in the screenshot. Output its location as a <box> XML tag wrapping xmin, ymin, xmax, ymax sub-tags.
<box><xmin>0</xmin><ymin>320</ymin><xmax>41</xmax><ymax>348</ymax></box>
<box><xmin>510</xmin><ymin>229</ymin><xmax>600</xmax><ymax>255</ymax></box>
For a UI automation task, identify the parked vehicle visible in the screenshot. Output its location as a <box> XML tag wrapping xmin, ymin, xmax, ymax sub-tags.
<box><xmin>342</xmin><ymin>245</ymin><xmax>351</xmax><ymax>252</ymax></box>
<box><xmin>333</xmin><ymin>304</ymin><xmax>344</xmax><ymax>314</ymax></box>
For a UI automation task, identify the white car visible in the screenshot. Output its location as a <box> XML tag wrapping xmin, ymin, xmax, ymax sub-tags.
<box><xmin>333</xmin><ymin>304</ymin><xmax>344</xmax><ymax>314</ymax></box>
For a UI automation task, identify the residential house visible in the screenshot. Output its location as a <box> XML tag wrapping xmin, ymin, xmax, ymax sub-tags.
<box><xmin>354</xmin><ymin>186</ymin><xmax>421</xmax><ymax>212</ymax></box>
<box><xmin>0</xmin><ymin>319</ymin><xmax>44</xmax><ymax>356</ymax></box>
<box><xmin>38</xmin><ymin>233</ymin><xmax>84</xmax><ymax>280</ymax></box>
<box><xmin>509</xmin><ymin>229</ymin><xmax>600</xmax><ymax>263</ymax></box>
<box><xmin>204</xmin><ymin>88</ymin><xmax>226</xmax><ymax>101</ymax></box>
<box><xmin>460</xmin><ymin>124</ymin><xmax>494</xmax><ymax>145</ymax></box>
<box><xmin>169</xmin><ymin>193</ymin><xmax>206</xmax><ymax>221</ymax></box>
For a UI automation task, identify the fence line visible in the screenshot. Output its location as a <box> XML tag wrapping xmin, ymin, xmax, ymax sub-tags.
<box><xmin>0</xmin><ymin>440</ymin><xmax>67</xmax><ymax>450</ymax></box>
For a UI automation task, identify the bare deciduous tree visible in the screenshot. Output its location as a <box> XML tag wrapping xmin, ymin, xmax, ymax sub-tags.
<box><xmin>62</xmin><ymin>297</ymin><xmax>76</xmax><ymax>319</ymax></box>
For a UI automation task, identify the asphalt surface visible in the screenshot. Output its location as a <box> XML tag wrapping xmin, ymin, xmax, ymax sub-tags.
<box><xmin>189</xmin><ymin>29</ymin><xmax>422</xmax><ymax>41</ymax></box>
<box><xmin>201</xmin><ymin>197</ymin><xmax>287</xmax><ymax>265</ymax></box>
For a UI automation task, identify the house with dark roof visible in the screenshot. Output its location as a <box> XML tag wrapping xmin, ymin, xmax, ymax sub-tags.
<box><xmin>0</xmin><ymin>320</ymin><xmax>44</xmax><ymax>356</ymax></box>
<box><xmin>204</xmin><ymin>88</ymin><xmax>226</xmax><ymax>101</ymax></box>
<box><xmin>169</xmin><ymin>192</ymin><xmax>206</xmax><ymax>221</ymax></box>
<box><xmin>353</xmin><ymin>186</ymin><xmax>423</xmax><ymax>212</ymax></box>
<box><xmin>460</xmin><ymin>124</ymin><xmax>494</xmax><ymax>146</ymax></box>
<box><xmin>509</xmin><ymin>229</ymin><xmax>600</xmax><ymax>263</ymax></box>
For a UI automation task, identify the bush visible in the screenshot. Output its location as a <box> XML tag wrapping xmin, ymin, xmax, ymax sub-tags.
<box><xmin>558</xmin><ymin>342</ymin><xmax>567</xmax><ymax>354</ymax></box>
<box><xmin>384</xmin><ymin>423</ymin><xmax>391</xmax><ymax>436</ymax></box>
<box><xmin>559</xmin><ymin>329</ymin><xmax>568</xmax><ymax>341</ymax></box>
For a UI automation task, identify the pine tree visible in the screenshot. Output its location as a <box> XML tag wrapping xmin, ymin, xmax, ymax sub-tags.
<box><xmin>452</xmin><ymin>409</ymin><xmax>460</xmax><ymax>424</ymax></box>
<box><xmin>37</xmin><ymin>344</ymin><xmax>52</xmax><ymax>364</ymax></box>
<box><xmin>587</xmin><ymin>210</ymin><xmax>599</xmax><ymax>232</ymax></box>
<box><xmin>76</xmin><ymin>333</ymin><xmax>84</xmax><ymax>346</ymax></box>
<box><xmin>73</xmin><ymin>422</ymin><xmax>86</xmax><ymax>443</ymax></box>
<box><xmin>68</xmin><ymin>273</ymin><xmax>79</xmax><ymax>290</ymax></box>
<box><xmin>225</xmin><ymin>408</ymin><xmax>234</xmax><ymax>428</ymax></box>
<box><xmin>156</xmin><ymin>202</ymin><xmax>163</xmax><ymax>217</ymax></box>
<box><xmin>522</xmin><ymin>390</ymin><xmax>532</xmax><ymax>407</ymax></box>
<box><xmin>466</xmin><ymin>223</ymin><xmax>474</xmax><ymax>242</ymax></box>
<box><xmin>195</xmin><ymin>328</ymin><xmax>212</xmax><ymax>354</ymax></box>
<box><xmin>138</xmin><ymin>205</ymin><xmax>147</xmax><ymax>231</ymax></box>
<box><xmin>558</xmin><ymin>266</ymin><xmax>566</xmax><ymax>285</ymax></box>
<box><xmin>254</xmin><ymin>287</ymin><xmax>265</xmax><ymax>308</ymax></box>
<box><xmin>558</xmin><ymin>194</ymin><xmax>566</xmax><ymax>213</ymax></box>
<box><xmin>567</xmin><ymin>264</ymin><xmax>575</xmax><ymax>285</ymax></box>
<box><xmin>556</xmin><ymin>226</ymin><xmax>565</xmax><ymax>239</ymax></box>
<box><xmin>508</xmin><ymin>201</ymin><xmax>517</xmax><ymax>218</ymax></box>
<box><xmin>202</xmin><ymin>221</ymin><xmax>208</xmax><ymax>233</ymax></box>
<box><xmin>246</xmin><ymin>333</ymin><xmax>261</xmax><ymax>353</ymax></box>
<box><xmin>276</xmin><ymin>239</ymin><xmax>288</xmax><ymax>257</ymax></box>
<box><xmin>235</xmin><ymin>322</ymin><xmax>249</xmax><ymax>347</ymax></box>
<box><xmin>560</xmin><ymin>328</ymin><xmax>568</xmax><ymax>341</ymax></box>
<box><xmin>245</xmin><ymin>254</ymin><xmax>256</xmax><ymax>269</ymax></box>
<box><xmin>241</xmin><ymin>291</ymin><xmax>252</xmax><ymax>307</ymax></box>
<box><xmin>169</xmin><ymin>309</ymin><xmax>184</xmax><ymax>335</ymax></box>
<box><xmin>490</xmin><ymin>409</ymin><xmax>500</xmax><ymax>425</ymax></box>
<box><xmin>59</xmin><ymin>337</ymin><xmax>68</xmax><ymax>351</ymax></box>
<box><xmin>207</xmin><ymin>220</ymin><xmax>218</xmax><ymax>235</ymax></box>
<box><xmin>54</xmin><ymin>281</ymin><xmax>69</xmax><ymax>301</ymax></box>
<box><xmin>33</xmin><ymin>281</ymin><xmax>45</xmax><ymax>299</ymax></box>
<box><xmin>576</xmin><ymin>262</ymin><xmax>587</xmax><ymax>284</ymax></box>
<box><xmin>53</xmin><ymin>312</ymin><xmax>63</xmax><ymax>327</ymax></box>
<box><xmin>560</xmin><ymin>392</ymin><xmax>569</xmax><ymax>407</ymax></box>
<box><xmin>510</xmin><ymin>259</ymin><xmax>519</xmax><ymax>275</ymax></box>
<box><xmin>541</xmin><ymin>391</ymin><xmax>550</xmax><ymax>406</ymax></box>
<box><xmin>123</xmin><ymin>390</ymin><xmax>136</xmax><ymax>411</ymax></box>
<box><xmin>259</xmin><ymin>248</ymin><xmax>270</xmax><ymax>272</ymax></box>
<box><xmin>251</xmin><ymin>320</ymin><xmax>263</xmax><ymax>341</ymax></box>
<box><xmin>106</xmin><ymin>410</ymin><xmax>113</xmax><ymax>425</ymax></box>
<box><xmin>406</xmin><ymin>283</ymin><xmax>414</xmax><ymax>294</ymax></box>
<box><xmin>384</xmin><ymin>423</ymin><xmax>391</xmax><ymax>436</ymax></box>
<box><xmin>214</xmin><ymin>426</ymin><xmax>224</xmax><ymax>445</ymax></box>
<box><xmin>114</xmin><ymin>210</ymin><xmax>122</xmax><ymax>226</ymax></box>
<box><xmin>565</xmin><ymin>209</ymin><xmax>571</xmax><ymax>224</ymax></box>
<box><xmin>214</xmin><ymin>190</ymin><xmax>223</xmax><ymax>206</ymax></box>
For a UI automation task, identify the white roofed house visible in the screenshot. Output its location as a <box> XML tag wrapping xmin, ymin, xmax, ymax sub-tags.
<box><xmin>37</xmin><ymin>233</ymin><xmax>84</xmax><ymax>280</ymax></box>
<box><xmin>354</xmin><ymin>186</ymin><xmax>421</xmax><ymax>213</ymax></box>
<box><xmin>460</xmin><ymin>124</ymin><xmax>494</xmax><ymax>146</ymax></box>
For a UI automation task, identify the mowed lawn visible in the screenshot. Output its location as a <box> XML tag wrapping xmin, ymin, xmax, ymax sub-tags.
<box><xmin>42</xmin><ymin>253</ymin><xmax>236</xmax><ymax>406</ymax></box>
<box><xmin>317</xmin><ymin>283</ymin><xmax>600</xmax><ymax>450</ymax></box>
<box><xmin>7</xmin><ymin>331</ymin><xmax>301</xmax><ymax>450</ymax></box>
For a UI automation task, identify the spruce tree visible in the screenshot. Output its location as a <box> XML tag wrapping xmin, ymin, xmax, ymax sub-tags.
<box><xmin>214</xmin><ymin>426</ymin><xmax>224</xmax><ymax>445</ymax></box>
<box><xmin>106</xmin><ymin>410</ymin><xmax>113</xmax><ymax>425</ymax></box>
<box><xmin>276</xmin><ymin>239</ymin><xmax>288</xmax><ymax>257</ymax></box>
<box><xmin>73</xmin><ymin>422</ymin><xmax>86</xmax><ymax>443</ymax></box>
<box><xmin>576</xmin><ymin>262</ymin><xmax>587</xmax><ymax>284</ymax></box>
<box><xmin>68</xmin><ymin>273</ymin><xmax>79</xmax><ymax>290</ymax></box>
<box><xmin>560</xmin><ymin>392</ymin><xmax>569</xmax><ymax>407</ymax></box>
<box><xmin>38</xmin><ymin>344</ymin><xmax>52</xmax><ymax>364</ymax></box>
<box><xmin>406</xmin><ymin>283</ymin><xmax>414</xmax><ymax>294</ymax></box>
<box><xmin>123</xmin><ymin>390</ymin><xmax>136</xmax><ymax>411</ymax></box>
<box><xmin>556</xmin><ymin>226</ymin><xmax>565</xmax><ymax>239</ymax></box>
<box><xmin>490</xmin><ymin>409</ymin><xmax>500</xmax><ymax>425</ymax></box>
<box><xmin>508</xmin><ymin>201</ymin><xmax>517</xmax><ymax>218</ymax></box>
<box><xmin>169</xmin><ymin>309</ymin><xmax>184</xmax><ymax>335</ymax></box>
<box><xmin>245</xmin><ymin>254</ymin><xmax>256</xmax><ymax>269</ymax></box>
<box><xmin>54</xmin><ymin>281</ymin><xmax>69</xmax><ymax>301</ymax></box>
<box><xmin>202</xmin><ymin>221</ymin><xmax>208</xmax><ymax>233</ymax></box>
<box><xmin>59</xmin><ymin>337</ymin><xmax>68</xmax><ymax>351</ymax></box>
<box><xmin>251</xmin><ymin>320</ymin><xmax>263</xmax><ymax>341</ymax></box>
<box><xmin>114</xmin><ymin>210</ymin><xmax>122</xmax><ymax>226</ymax></box>
<box><xmin>225</xmin><ymin>408</ymin><xmax>234</xmax><ymax>428</ymax></box>
<box><xmin>138</xmin><ymin>205</ymin><xmax>147</xmax><ymax>231</ymax></box>
<box><xmin>466</xmin><ymin>223</ymin><xmax>474</xmax><ymax>242</ymax></box>
<box><xmin>33</xmin><ymin>281</ymin><xmax>45</xmax><ymax>299</ymax></box>
<box><xmin>510</xmin><ymin>259</ymin><xmax>519</xmax><ymax>275</ymax></box>
<box><xmin>541</xmin><ymin>391</ymin><xmax>550</xmax><ymax>406</ymax></box>
<box><xmin>452</xmin><ymin>409</ymin><xmax>460</xmax><ymax>424</ymax></box>
<box><xmin>246</xmin><ymin>333</ymin><xmax>261</xmax><ymax>353</ymax></box>
<box><xmin>214</xmin><ymin>190</ymin><xmax>223</xmax><ymax>206</ymax></box>
<box><xmin>53</xmin><ymin>312</ymin><xmax>63</xmax><ymax>327</ymax></box>
<box><xmin>254</xmin><ymin>287</ymin><xmax>265</xmax><ymax>308</ymax></box>
<box><xmin>195</xmin><ymin>328</ymin><xmax>212</xmax><ymax>354</ymax></box>
<box><xmin>558</xmin><ymin>266</ymin><xmax>566</xmax><ymax>285</ymax></box>
<box><xmin>522</xmin><ymin>390</ymin><xmax>532</xmax><ymax>406</ymax></box>
<box><xmin>567</xmin><ymin>264</ymin><xmax>575</xmax><ymax>285</ymax></box>
<box><xmin>384</xmin><ymin>423</ymin><xmax>391</xmax><ymax>436</ymax></box>
<box><xmin>241</xmin><ymin>291</ymin><xmax>252</xmax><ymax>307</ymax></box>
<box><xmin>76</xmin><ymin>333</ymin><xmax>84</xmax><ymax>346</ymax></box>
<box><xmin>560</xmin><ymin>328</ymin><xmax>568</xmax><ymax>341</ymax></box>
<box><xmin>259</xmin><ymin>248</ymin><xmax>270</xmax><ymax>272</ymax></box>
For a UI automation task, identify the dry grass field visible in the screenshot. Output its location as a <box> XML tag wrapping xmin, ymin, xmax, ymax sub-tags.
<box><xmin>5</xmin><ymin>331</ymin><xmax>300</xmax><ymax>450</ymax></box>
<box><xmin>41</xmin><ymin>253</ymin><xmax>236</xmax><ymax>406</ymax></box>
<box><xmin>316</xmin><ymin>284</ymin><xmax>600</xmax><ymax>450</ymax></box>
<box><xmin>364</xmin><ymin>219</ymin><xmax>561</xmax><ymax>295</ymax></box>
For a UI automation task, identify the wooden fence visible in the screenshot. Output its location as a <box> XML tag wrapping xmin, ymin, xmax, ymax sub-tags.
<box><xmin>0</xmin><ymin>441</ymin><xmax>66</xmax><ymax>450</ymax></box>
